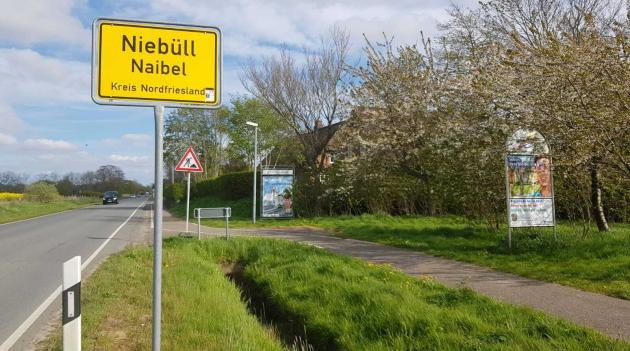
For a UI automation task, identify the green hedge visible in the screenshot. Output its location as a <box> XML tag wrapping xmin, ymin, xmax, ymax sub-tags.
<box><xmin>165</xmin><ymin>172</ymin><xmax>257</xmax><ymax>205</ymax></box>
<box><xmin>194</xmin><ymin>171</ymin><xmax>255</xmax><ymax>200</ymax></box>
<box><xmin>79</xmin><ymin>191</ymin><xmax>103</xmax><ymax>198</ymax></box>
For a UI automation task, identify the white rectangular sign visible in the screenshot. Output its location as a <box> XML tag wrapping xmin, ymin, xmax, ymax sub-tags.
<box><xmin>509</xmin><ymin>198</ymin><xmax>554</xmax><ymax>227</ymax></box>
<box><xmin>262</xmin><ymin>169</ymin><xmax>294</xmax><ymax>175</ymax></box>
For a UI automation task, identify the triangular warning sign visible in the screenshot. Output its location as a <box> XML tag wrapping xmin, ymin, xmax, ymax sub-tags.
<box><xmin>175</xmin><ymin>147</ymin><xmax>204</xmax><ymax>173</ymax></box>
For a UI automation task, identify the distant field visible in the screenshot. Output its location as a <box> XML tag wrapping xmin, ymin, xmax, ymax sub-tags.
<box><xmin>0</xmin><ymin>197</ymin><xmax>98</xmax><ymax>224</ymax></box>
<box><xmin>38</xmin><ymin>237</ymin><xmax>628</xmax><ymax>350</ymax></box>
<box><xmin>0</xmin><ymin>192</ymin><xmax>23</xmax><ymax>201</ymax></box>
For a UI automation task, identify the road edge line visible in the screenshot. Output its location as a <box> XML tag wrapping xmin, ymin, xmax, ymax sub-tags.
<box><xmin>0</xmin><ymin>201</ymin><xmax>146</xmax><ymax>351</ymax></box>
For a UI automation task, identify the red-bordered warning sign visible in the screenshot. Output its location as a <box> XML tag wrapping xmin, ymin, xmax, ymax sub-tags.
<box><xmin>175</xmin><ymin>147</ymin><xmax>204</xmax><ymax>173</ymax></box>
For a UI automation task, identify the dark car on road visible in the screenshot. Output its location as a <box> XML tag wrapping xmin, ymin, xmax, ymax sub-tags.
<box><xmin>103</xmin><ymin>191</ymin><xmax>119</xmax><ymax>205</ymax></box>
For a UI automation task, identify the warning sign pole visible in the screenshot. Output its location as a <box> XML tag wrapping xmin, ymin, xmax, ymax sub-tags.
<box><xmin>152</xmin><ymin>105</ymin><xmax>164</xmax><ymax>351</ymax></box>
<box><xmin>186</xmin><ymin>172</ymin><xmax>191</xmax><ymax>233</ymax></box>
<box><xmin>175</xmin><ymin>147</ymin><xmax>203</xmax><ymax>236</ymax></box>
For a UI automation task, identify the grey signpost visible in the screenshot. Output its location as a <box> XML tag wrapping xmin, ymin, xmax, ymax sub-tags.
<box><xmin>194</xmin><ymin>207</ymin><xmax>231</xmax><ymax>239</ymax></box>
<box><xmin>152</xmin><ymin>106</ymin><xmax>164</xmax><ymax>349</ymax></box>
<box><xmin>92</xmin><ymin>18</ymin><xmax>221</xmax><ymax>351</ymax></box>
<box><xmin>246</xmin><ymin>121</ymin><xmax>258</xmax><ymax>224</ymax></box>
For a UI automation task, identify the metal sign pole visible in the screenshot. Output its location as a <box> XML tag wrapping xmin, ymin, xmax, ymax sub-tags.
<box><xmin>504</xmin><ymin>155</ymin><xmax>512</xmax><ymax>249</ymax></box>
<box><xmin>186</xmin><ymin>172</ymin><xmax>191</xmax><ymax>234</ymax></box>
<box><xmin>152</xmin><ymin>105</ymin><xmax>164</xmax><ymax>351</ymax></box>
<box><xmin>550</xmin><ymin>155</ymin><xmax>558</xmax><ymax>242</ymax></box>
<box><xmin>252</xmin><ymin>126</ymin><xmax>258</xmax><ymax>224</ymax></box>
<box><xmin>225</xmin><ymin>211</ymin><xmax>229</xmax><ymax>240</ymax></box>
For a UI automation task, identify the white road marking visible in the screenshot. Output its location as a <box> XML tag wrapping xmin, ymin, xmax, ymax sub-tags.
<box><xmin>0</xmin><ymin>201</ymin><xmax>146</xmax><ymax>351</ymax></box>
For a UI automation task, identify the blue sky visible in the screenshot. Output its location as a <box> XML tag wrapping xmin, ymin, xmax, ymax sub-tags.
<box><xmin>0</xmin><ymin>0</ymin><xmax>477</xmax><ymax>184</ymax></box>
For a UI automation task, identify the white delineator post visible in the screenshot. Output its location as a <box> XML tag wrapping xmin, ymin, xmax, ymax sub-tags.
<box><xmin>63</xmin><ymin>256</ymin><xmax>81</xmax><ymax>351</ymax></box>
<box><xmin>185</xmin><ymin>172</ymin><xmax>191</xmax><ymax>233</ymax></box>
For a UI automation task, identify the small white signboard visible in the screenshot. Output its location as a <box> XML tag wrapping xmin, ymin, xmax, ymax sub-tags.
<box><xmin>509</xmin><ymin>198</ymin><xmax>554</xmax><ymax>227</ymax></box>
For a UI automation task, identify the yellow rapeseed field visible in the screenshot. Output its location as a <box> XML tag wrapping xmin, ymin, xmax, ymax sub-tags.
<box><xmin>0</xmin><ymin>192</ymin><xmax>23</xmax><ymax>201</ymax></box>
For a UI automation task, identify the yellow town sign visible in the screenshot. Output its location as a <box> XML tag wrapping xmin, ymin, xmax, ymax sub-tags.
<box><xmin>92</xmin><ymin>19</ymin><xmax>221</xmax><ymax>107</ymax></box>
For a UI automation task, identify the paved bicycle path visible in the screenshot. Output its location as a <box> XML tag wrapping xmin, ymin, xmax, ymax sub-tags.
<box><xmin>163</xmin><ymin>212</ymin><xmax>630</xmax><ymax>341</ymax></box>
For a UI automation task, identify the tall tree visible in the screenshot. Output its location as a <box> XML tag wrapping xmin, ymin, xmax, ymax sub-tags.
<box><xmin>164</xmin><ymin>107</ymin><xmax>229</xmax><ymax>179</ymax></box>
<box><xmin>225</xmin><ymin>96</ymin><xmax>297</xmax><ymax>170</ymax></box>
<box><xmin>241</xmin><ymin>26</ymin><xmax>350</xmax><ymax>173</ymax></box>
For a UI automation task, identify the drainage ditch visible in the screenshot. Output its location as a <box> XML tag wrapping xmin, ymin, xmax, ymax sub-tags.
<box><xmin>222</xmin><ymin>262</ymin><xmax>324</xmax><ymax>351</ymax></box>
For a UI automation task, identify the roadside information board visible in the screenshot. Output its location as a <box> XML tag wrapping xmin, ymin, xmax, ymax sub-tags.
<box><xmin>92</xmin><ymin>18</ymin><xmax>221</xmax><ymax>107</ymax></box>
<box><xmin>261</xmin><ymin>168</ymin><xmax>294</xmax><ymax>218</ymax></box>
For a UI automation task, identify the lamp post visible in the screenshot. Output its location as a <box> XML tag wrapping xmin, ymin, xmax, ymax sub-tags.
<box><xmin>246</xmin><ymin>121</ymin><xmax>258</xmax><ymax>223</ymax></box>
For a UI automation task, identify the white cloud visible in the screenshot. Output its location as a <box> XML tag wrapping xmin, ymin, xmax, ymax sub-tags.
<box><xmin>122</xmin><ymin>133</ymin><xmax>151</xmax><ymax>144</ymax></box>
<box><xmin>0</xmin><ymin>48</ymin><xmax>91</xmax><ymax>106</ymax></box>
<box><xmin>0</xmin><ymin>0</ymin><xmax>90</xmax><ymax>47</ymax></box>
<box><xmin>0</xmin><ymin>132</ymin><xmax>17</xmax><ymax>145</ymax></box>
<box><xmin>0</xmin><ymin>102</ymin><xmax>27</xmax><ymax>132</ymax></box>
<box><xmin>23</xmin><ymin>138</ymin><xmax>76</xmax><ymax>151</ymax></box>
<box><xmin>122</xmin><ymin>0</ymin><xmax>479</xmax><ymax>57</ymax></box>
<box><xmin>109</xmin><ymin>154</ymin><xmax>150</xmax><ymax>162</ymax></box>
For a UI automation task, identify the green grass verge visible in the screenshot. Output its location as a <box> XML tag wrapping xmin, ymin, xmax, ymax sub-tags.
<box><xmin>169</xmin><ymin>195</ymin><xmax>316</xmax><ymax>228</ymax></box>
<box><xmin>170</xmin><ymin>196</ymin><xmax>630</xmax><ymax>301</ymax></box>
<box><xmin>39</xmin><ymin>237</ymin><xmax>629</xmax><ymax>350</ymax></box>
<box><xmin>37</xmin><ymin>240</ymin><xmax>285</xmax><ymax>351</ymax></box>
<box><xmin>316</xmin><ymin>215</ymin><xmax>630</xmax><ymax>301</ymax></box>
<box><xmin>0</xmin><ymin>198</ymin><xmax>98</xmax><ymax>224</ymax></box>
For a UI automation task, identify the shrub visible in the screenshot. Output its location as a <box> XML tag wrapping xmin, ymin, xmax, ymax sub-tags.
<box><xmin>164</xmin><ymin>183</ymin><xmax>185</xmax><ymax>205</ymax></box>
<box><xmin>79</xmin><ymin>191</ymin><xmax>102</xmax><ymax>198</ymax></box>
<box><xmin>23</xmin><ymin>182</ymin><xmax>60</xmax><ymax>203</ymax></box>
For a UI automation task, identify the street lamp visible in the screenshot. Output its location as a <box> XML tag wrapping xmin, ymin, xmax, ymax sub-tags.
<box><xmin>246</xmin><ymin>121</ymin><xmax>258</xmax><ymax>223</ymax></box>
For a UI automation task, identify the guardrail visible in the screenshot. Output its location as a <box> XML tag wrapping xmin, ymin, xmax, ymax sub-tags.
<box><xmin>193</xmin><ymin>207</ymin><xmax>231</xmax><ymax>240</ymax></box>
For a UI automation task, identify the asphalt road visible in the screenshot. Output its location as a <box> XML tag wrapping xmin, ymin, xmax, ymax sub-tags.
<box><xmin>0</xmin><ymin>198</ymin><xmax>150</xmax><ymax>351</ymax></box>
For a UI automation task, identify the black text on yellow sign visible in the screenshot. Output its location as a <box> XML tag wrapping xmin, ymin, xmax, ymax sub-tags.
<box><xmin>92</xmin><ymin>19</ymin><xmax>221</xmax><ymax>107</ymax></box>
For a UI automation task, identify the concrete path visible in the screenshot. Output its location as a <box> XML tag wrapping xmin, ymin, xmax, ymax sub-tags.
<box><xmin>164</xmin><ymin>212</ymin><xmax>630</xmax><ymax>341</ymax></box>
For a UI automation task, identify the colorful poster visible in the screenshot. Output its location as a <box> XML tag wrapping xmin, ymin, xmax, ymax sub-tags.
<box><xmin>507</xmin><ymin>155</ymin><xmax>553</xmax><ymax>198</ymax></box>
<box><xmin>261</xmin><ymin>169</ymin><xmax>294</xmax><ymax>218</ymax></box>
<box><xmin>509</xmin><ymin>198</ymin><xmax>554</xmax><ymax>227</ymax></box>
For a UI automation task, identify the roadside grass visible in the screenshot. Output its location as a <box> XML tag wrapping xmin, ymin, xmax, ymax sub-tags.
<box><xmin>169</xmin><ymin>195</ymin><xmax>315</xmax><ymax>227</ymax></box>
<box><xmin>170</xmin><ymin>197</ymin><xmax>630</xmax><ymax>300</ymax></box>
<box><xmin>39</xmin><ymin>237</ymin><xmax>629</xmax><ymax>350</ymax></box>
<box><xmin>37</xmin><ymin>241</ymin><xmax>285</xmax><ymax>351</ymax></box>
<box><xmin>0</xmin><ymin>197</ymin><xmax>98</xmax><ymax>224</ymax></box>
<box><xmin>315</xmin><ymin>215</ymin><xmax>630</xmax><ymax>301</ymax></box>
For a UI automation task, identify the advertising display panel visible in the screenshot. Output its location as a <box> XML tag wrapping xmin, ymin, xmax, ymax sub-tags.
<box><xmin>507</xmin><ymin>155</ymin><xmax>553</xmax><ymax>198</ymax></box>
<box><xmin>504</xmin><ymin>129</ymin><xmax>557</xmax><ymax>247</ymax></box>
<box><xmin>261</xmin><ymin>169</ymin><xmax>294</xmax><ymax>218</ymax></box>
